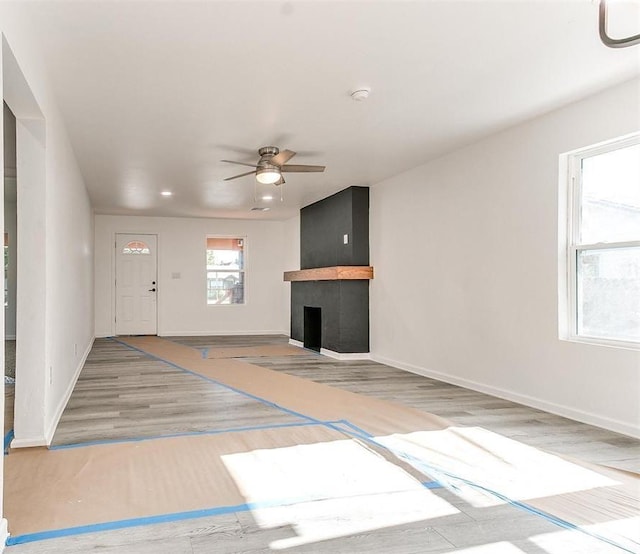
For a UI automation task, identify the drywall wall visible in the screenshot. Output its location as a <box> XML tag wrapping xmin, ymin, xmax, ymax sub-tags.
<box><xmin>95</xmin><ymin>215</ymin><xmax>290</xmax><ymax>336</ymax></box>
<box><xmin>1</xmin><ymin>4</ymin><xmax>94</xmax><ymax>456</ymax></box>
<box><xmin>370</xmin><ymin>78</ymin><xmax>640</xmax><ymax>438</ymax></box>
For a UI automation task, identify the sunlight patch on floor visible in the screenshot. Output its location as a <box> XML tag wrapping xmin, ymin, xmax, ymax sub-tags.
<box><xmin>447</xmin><ymin>542</ymin><xmax>527</xmax><ymax>554</ymax></box>
<box><xmin>528</xmin><ymin>525</ymin><xmax>636</xmax><ymax>554</ymax></box>
<box><xmin>377</xmin><ymin>426</ymin><xmax>617</xmax><ymax>505</ymax></box>
<box><xmin>221</xmin><ymin>438</ymin><xmax>458</xmax><ymax>549</ymax></box>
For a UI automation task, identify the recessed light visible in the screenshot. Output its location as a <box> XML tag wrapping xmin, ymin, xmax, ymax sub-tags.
<box><xmin>262</xmin><ymin>195</ymin><xmax>274</xmax><ymax>201</ymax></box>
<box><xmin>160</xmin><ymin>191</ymin><xmax>172</xmax><ymax>197</ymax></box>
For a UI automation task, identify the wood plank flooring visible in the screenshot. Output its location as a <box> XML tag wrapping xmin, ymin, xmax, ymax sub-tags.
<box><xmin>5</xmin><ymin>340</ymin><xmax>15</xmax><ymax>379</ymax></box>
<box><xmin>51</xmin><ymin>339</ymin><xmax>304</xmax><ymax>446</ymax></box>
<box><xmin>5</xmin><ymin>334</ymin><xmax>640</xmax><ymax>553</ymax></box>
<box><xmin>242</xmin><ymin>353</ymin><xmax>640</xmax><ymax>473</ymax></box>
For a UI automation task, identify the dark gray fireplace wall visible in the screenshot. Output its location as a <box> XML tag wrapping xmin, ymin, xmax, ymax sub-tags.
<box><xmin>293</xmin><ymin>185</ymin><xmax>370</xmax><ymax>354</ymax></box>
<box><xmin>300</xmin><ymin>186</ymin><xmax>369</xmax><ymax>269</ymax></box>
<box><xmin>291</xmin><ymin>280</ymin><xmax>369</xmax><ymax>353</ymax></box>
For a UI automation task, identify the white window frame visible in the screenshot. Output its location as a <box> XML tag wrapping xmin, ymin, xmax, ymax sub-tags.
<box><xmin>205</xmin><ymin>235</ymin><xmax>247</xmax><ymax>306</ymax></box>
<box><xmin>560</xmin><ymin>132</ymin><xmax>640</xmax><ymax>350</ymax></box>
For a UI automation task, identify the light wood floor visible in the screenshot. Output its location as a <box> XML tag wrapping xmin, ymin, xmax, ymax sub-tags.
<box><xmin>51</xmin><ymin>339</ymin><xmax>302</xmax><ymax>446</ymax></box>
<box><xmin>5</xmin><ymin>335</ymin><xmax>639</xmax><ymax>553</ymax></box>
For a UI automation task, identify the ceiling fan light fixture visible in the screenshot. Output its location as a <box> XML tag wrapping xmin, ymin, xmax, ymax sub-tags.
<box><xmin>256</xmin><ymin>168</ymin><xmax>281</xmax><ymax>185</ymax></box>
<box><xmin>350</xmin><ymin>88</ymin><xmax>371</xmax><ymax>101</ymax></box>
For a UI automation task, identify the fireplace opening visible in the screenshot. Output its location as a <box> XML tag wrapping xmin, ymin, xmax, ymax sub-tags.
<box><xmin>304</xmin><ymin>306</ymin><xmax>322</xmax><ymax>352</ymax></box>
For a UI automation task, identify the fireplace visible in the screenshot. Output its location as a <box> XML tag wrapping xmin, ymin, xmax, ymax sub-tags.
<box><xmin>285</xmin><ymin>186</ymin><xmax>372</xmax><ymax>356</ymax></box>
<box><xmin>303</xmin><ymin>306</ymin><xmax>322</xmax><ymax>352</ymax></box>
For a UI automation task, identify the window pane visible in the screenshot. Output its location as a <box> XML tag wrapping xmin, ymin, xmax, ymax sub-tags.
<box><xmin>207</xmin><ymin>249</ymin><xmax>243</xmax><ymax>270</ymax></box>
<box><xmin>122</xmin><ymin>240</ymin><xmax>151</xmax><ymax>255</ymax></box>
<box><xmin>577</xmin><ymin>247</ymin><xmax>640</xmax><ymax>342</ymax></box>
<box><xmin>206</xmin><ymin>237</ymin><xmax>245</xmax><ymax>305</ymax></box>
<box><xmin>206</xmin><ymin>239</ymin><xmax>244</xmax><ymax>270</ymax></box>
<box><xmin>581</xmin><ymin>143</ymin><xmax>640</xmax><ymax>244</ymax></box>
<box><xmin>207</xmin><ymin>271</ymin><xmax>244</xmax><ymax>305</ymax></box>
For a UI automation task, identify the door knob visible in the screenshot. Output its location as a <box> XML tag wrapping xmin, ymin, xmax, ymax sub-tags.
<box><xmin>149</xmin><ymin>288</ymin><xmax>156</xmax><ymax>292</ymax></box>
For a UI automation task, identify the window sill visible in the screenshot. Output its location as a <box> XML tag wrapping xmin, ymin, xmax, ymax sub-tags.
<box><xmin>560</xmin><ymin>336</ymin><xmax>640</xmax><ymax>351</ymax></box>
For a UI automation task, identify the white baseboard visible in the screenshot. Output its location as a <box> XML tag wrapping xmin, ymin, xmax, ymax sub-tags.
<box><xmin>0</xmin><ymin>518</ymin><xmax>8</xmax><ymax>552</ymax></box>
<box><xmin>44</xmin><ymin>337</ymin><xmax>95</xmax><ymax>445</ymax></box>
<box><xmin>10</xmin><ymin>435</ymin><xmax>47</xmax><ymax>448</ymax></box>
<box><xmin>371</xmin><ymin>354</ymin><xmax>640</xmax><ymax>440</ymax></box>
<box><xmin>321</xmin><ymin>348</ymin><xmax>371</xmax><ymax>361</ymax></box>
<box><xmin>158</xmin><ymin>330</ymin><xmax>289</xmax><ymax>337</ymax></box>
<box><xmin>99</xmin><ymin>331</ymin><xmax>290</xmax><ymax>339</ymax></box>
<box><xmin>288</xmin><ymin>339</ymin><xmax>371</xmax><ymax>360</ymax></box>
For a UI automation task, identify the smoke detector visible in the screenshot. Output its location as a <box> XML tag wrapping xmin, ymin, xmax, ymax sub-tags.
<box><xmin>350</xmin><ymin>88</ymin><xmax>371</xmax><ymax>102</ymax></box>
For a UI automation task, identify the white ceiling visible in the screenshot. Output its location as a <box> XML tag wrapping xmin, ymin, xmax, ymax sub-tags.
<box><xmin>20</xmin><ymin>0</ymin><xmax>640</xmax><ymax>220</ymax></box>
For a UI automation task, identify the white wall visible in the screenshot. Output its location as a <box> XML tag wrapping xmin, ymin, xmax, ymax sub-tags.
<box><xmin>95</xmin><ymin>215</ymin><xmax>291</xmax><ymax>336</ymax></box>
<box><xmin>370</xmin><ymin>78</ymin><xmax>640</xmax><ymax>438</ymax></box>
<box><xmin>1</xmin><ymin>2</ymin><xmax>95</xmax><ymax>459</ymax></box>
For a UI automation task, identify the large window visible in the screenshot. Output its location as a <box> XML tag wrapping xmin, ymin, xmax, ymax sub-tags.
<box><xmin>206</xmin><ymin>237</ymin><xmax>245</xmax><ymax>305</ymax></box>
<box><xmin>564</xmin><ymin>135</ymin><xmax>640</xmax><ymax>346</ymax></box>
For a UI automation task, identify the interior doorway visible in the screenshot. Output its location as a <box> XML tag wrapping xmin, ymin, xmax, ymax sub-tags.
<box><xmin>3</xmin><ymin>103</ymin><xmax>17</xmax><ymax>387</ymax></box>
<box><xmin>115</xmin><ymin>233</ymin><xmax>158</xmax><ymax>335</ymax></box>
<box><xmin>3</xmin><ymin>102</ymin><xmax>17</xmax><ymax>445</ymax></box>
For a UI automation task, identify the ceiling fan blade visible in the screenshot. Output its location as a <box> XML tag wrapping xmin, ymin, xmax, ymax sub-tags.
<box><xmin>224</xmin><ymin>170</ymin><xmax>257</xmax><ymax>181</ymax></box>
<box><xmin>270</xmin><ymin>149</ymin><xmax>296</xmax><ymax>166</ymax></box>
<box><xmin>221</xmin><ymin>160</ymin><xmax>258</xmax><ymax>168</ymax></box>
<box><xmin>281</xmin><ymin>164</ymin><xmax>325</xmax><ymax>173</ymax></box>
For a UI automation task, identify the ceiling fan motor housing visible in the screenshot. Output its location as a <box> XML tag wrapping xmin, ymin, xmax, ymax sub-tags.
<box><xmin>256</xmin><ymin>146</ymin><xmax>282</xmax><ymax>183</ymax></box>
<box><xmin>258</xmin><ymin>146</ymin><xmax>279</xmax><ymax>158</ymax></box>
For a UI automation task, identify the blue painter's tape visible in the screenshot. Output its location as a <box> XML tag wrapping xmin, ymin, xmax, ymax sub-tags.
<box><xmin>201</xmin><ymin>348</ymin><xmax>209</xmax><ymax>359</ymax></box>
<box><xmin>110</xmin><ymin>337</ymin><xmax>322</xmax><ymax>426</ymax></box>
<box><xmin>421</xmin><ymin>480</ymin><xmax>443</xmax><ymax>490</ymax></box>
<box><xmin>49</xmin><ymin>420</ymin><xmax>345</xmax><ymax>451</ymax></box>
<box><xmin>5</xmin><ymin>502</ymin><xmax>254</xmax><ymax>546</ymax></box>
<box><xmin>4</xmin><ymin>429</ymin><xmax>14</xmax><ymax>454</ymax></box>
<box><xmin>334</xmin><ymin>419</ymin><xmax>374</xmax><ymax>438</ymax></box>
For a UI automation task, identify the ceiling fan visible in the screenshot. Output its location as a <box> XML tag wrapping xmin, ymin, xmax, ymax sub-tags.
<box><xmin>222</xmin><ymin>146</ymin><xmax>325</xmax><ymax>185</ymax></box>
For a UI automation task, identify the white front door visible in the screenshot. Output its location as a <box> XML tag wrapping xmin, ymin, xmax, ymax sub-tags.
<box><xmin>115</xmin><ymin>233</ymin><xmax>158</xmax><ymax>335</ymax></box>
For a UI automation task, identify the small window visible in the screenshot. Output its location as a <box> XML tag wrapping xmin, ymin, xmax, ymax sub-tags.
<box><xmin>206</xmin><ymin>237</ymin><xmax>245</xmax><ymax>305</ymax></box>
<box><xmin>563</xmin><ymin>135</ymin><xmax>640</xmax><ymax>346</ymax></box>
<box><xmin>122</xmin><ymin>240</ymin><xmax>150</xmax><ymax>255</ymax></box>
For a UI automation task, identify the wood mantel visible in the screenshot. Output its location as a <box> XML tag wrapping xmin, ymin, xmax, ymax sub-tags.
<box><xmin>284</xmin><ymin>266</ymin><xmax>374</xmax><ymax>282</ymax></box>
